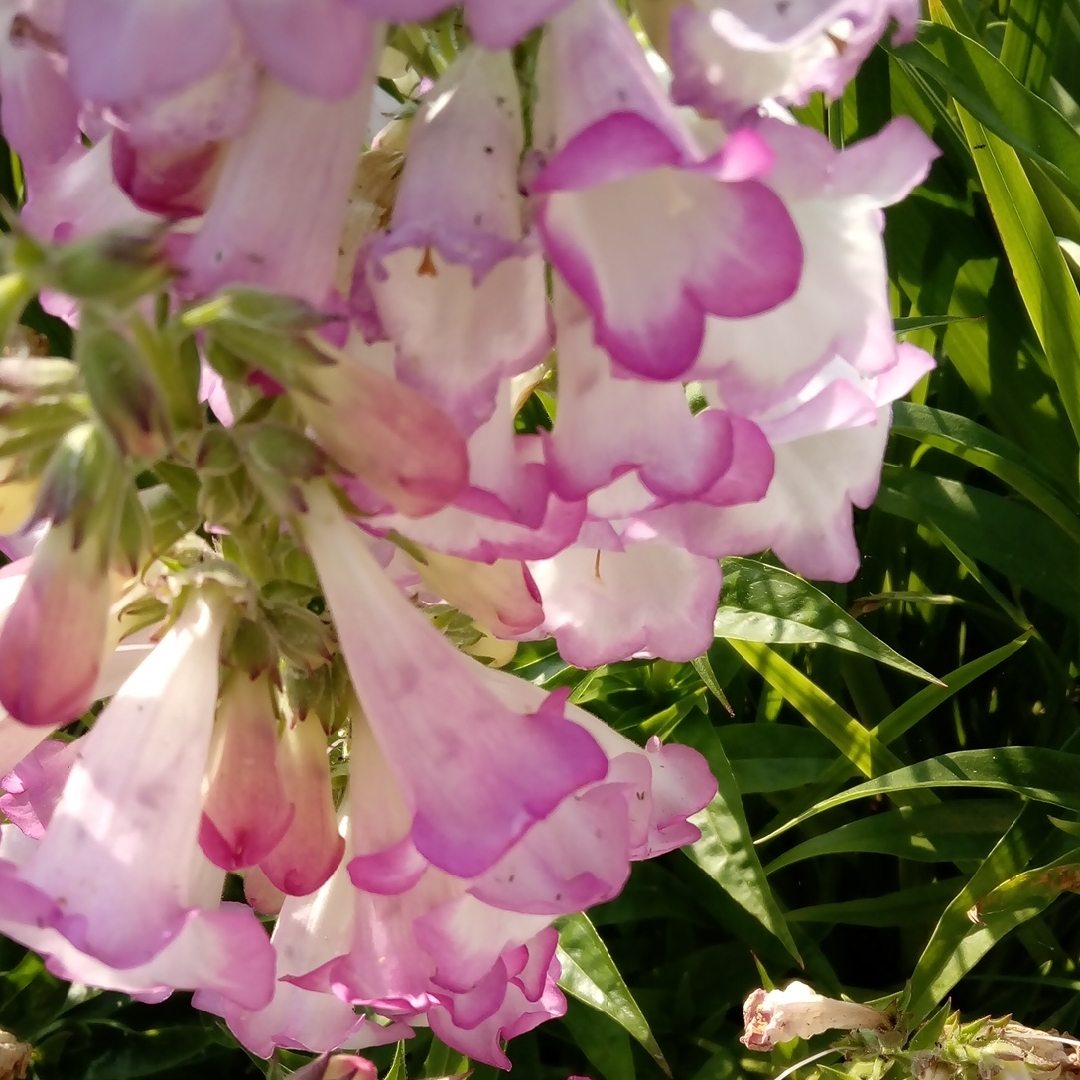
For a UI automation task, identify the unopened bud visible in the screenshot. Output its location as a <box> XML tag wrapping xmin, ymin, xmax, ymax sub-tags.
<box><xmin>47</xmin><ymin>226</ymin><xmax>169</xmax><ymax>308</ymax></box>
<box><xmin>225</xmin><ymin>617</ymin><xmax>279</xmax><ymax>679</ymax></box>
<box><xmin>196</xmin><ymin>427</ymin><xmax>241</xmax><ymax>476</ymax></box>
<box><xmin>114</xmin><ymin>483</ymin><xmax>150</xmax><ymax>576</ymax></box>
<box><xmin>77</xmin><ymin>309</ymin><xmax>170</xmax><ymax>458</ymax></box>
<box><xmin>265</xmin><ymin>601</ymin><xmax>333</xmax><ymax>674</ymax></box>
<box><xmin>34</xmin><ymin>422</ymin><xmax>121</xmax><ymax>545</ymax></box>
<box><xmin>242</xmin><ymin>424</ymin><xmax>326</xmax><ymax>481</ymax></box>
<box><xmin>741</xmin><ymin>982</ymin><xmax>889</xmax><ymax>1051</ymax></box>
<box><xmin>911</xmin><ymin>1052</ymin><xmax>960</xmax><ymax>1080</ymax></box>
<box><xmin>197</xmin><ymin>470</ymin><xmax>259</xmax><ymax>531</ymax></box>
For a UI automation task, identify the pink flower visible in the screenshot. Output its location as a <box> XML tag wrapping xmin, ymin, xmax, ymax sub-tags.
<box><xmin>363</xmin><ymin>46</ymin><xmax>549</xmax><ymax>434</ymax></box>
<box><xmin>670</xmin><ymin>0</ymin><xmax>921</xmax><ymax>123</ymax></box>
<box><xmin>531</xmin><ymin>0</ymin><xmax>802</xmax><ymax>380</ymax></box>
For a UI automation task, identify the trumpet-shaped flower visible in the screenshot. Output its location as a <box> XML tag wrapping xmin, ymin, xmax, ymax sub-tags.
<box><xmin>301</xmin><ymin>483</ymin><xmax>609</xmax><ymax>879</ymax></box>
<box><xmin>528</xmin><ymin>537</ymin><xmax>723</xmax><ymax>666</ymax></box>
<box><xmin>742</xmin><ymin>981</ymin><xmax>887</xmax><ymax>1050</ymax></box>
<box><xmin>180</xmin><ymin>61</ymin><xmax>379</xmax><ymax>305</ymax></box>
<box><xmin>365</xmin><ymin>47</ymin><xmax>549</xmax><ymax>434</ymax></box>
<box><xmin>0</xmin><ymin>591</ymin><xmax>276</xmax><ymax>1006</ymax></box>
<box><xmin>692</xmin><ymin>116</ymin><xmax>940</xmax><ymax>407</ymax></box>
<box><xmin>669</xmin><ymin>0</ymin><xmax>920</xmax><ymax>122</ymax></box>
<box><xmin>545</xmin><ymin>283</ymin><xmax>767</xmax><ymax>503</ymax></box>
<box><xmin>643</xmin><ymin>344</ymin><xmax>936</xmax><ymax>581</ymax></box>
<box><xmin>197</xmin><ymin>811</ymin><xmax>410</xmax><ymax>1057</ymax></box>
<box><xmin>297</xmin><ymin>334</ymin><xmax>470</xmax><ymax>519</ymax></box>
<box><xmin>531</xmin><ymin>0</ymin><xmax>802</xmax><ymax>380</ymax></box>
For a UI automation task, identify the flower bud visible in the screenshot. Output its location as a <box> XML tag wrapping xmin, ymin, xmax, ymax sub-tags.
<box><xmin>113</xmin><ymin>482</ymin><xmax>151</xmax><ymax>577</ymax></box>
<box><xmin>264</xmin><ymin>601</ymin><xmax>334</xmax><ymax>674</ymax></box>
<box><xmin>46</xmin><ymin>226</ymin><xmax>170</xmax><ymax>308</ymax></box>
<box><xmin>741</xmin><ymin>982</ymin><xmax>888</xmax><ymax>1051</ymax></box>
<box><xmin>33</xmin><ymin>422</ymin><xmax>122</xmax><ymax>547</ymax></box>
<box><xmin>76</xmin><ymin>309</ymin><xmax>170</xmax><ymax>459</ymax></box>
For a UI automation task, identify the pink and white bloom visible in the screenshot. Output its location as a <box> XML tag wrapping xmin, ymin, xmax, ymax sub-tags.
<box><xmin>65</xmin><ymin>0</ymin><xmax>379</xmax><ymax>105</ymax></box>
<box><xmin>179</xmin><ymin>58</ymin><xmax>380</xmax><ymax>305</ymax></box>
<box><xmin>364</xmin><ymin>46</ymin><xmax>549</xmax><ymax>434</ymax></box>
<box><xmin>300</xmin><ymin>482</ymin><xmax>609</xmax><ymax>879</ymax></box>
<box><xmin>531</xmin><ymin>0</ymin><xmax>802</xmax><ymax>380</ymax></box>
<box><xmin>528</xmin><ymin>536</ymin><xmax>723</xmax><ymax>666</ymax></box>
<box><xmin>0</xmin><ymin>590</ymin><xmax>277</xmax><ymax>1006</ymax></box>
<box><xmin>197</xmin><ymin>811</ymin><xmax>410</xmax><ymax>1057</ymax></box>
<box><xmin>669</xmin><ymin>0</ymin><xmax>920</xmax><ymax>122</ymax></box>
<box><xmin>692</xmin><ymin>116</ymin><xmax>940</xmax><ymax>408</ymax></box>
<box><xmin>298</xmin><ymin>334</ymin><xmax>470</xmax><ymax>520</ymax></box>
<box><xmin>642</xmin><ymin>344</ymin><xmax>936</xmax><ymax>581</ymax></box>
<box><xmin>545</xmin><ymin>283</ymin><xmax>768</xmax><ymax>504</ymax></box>
<box><xmin>362</xmin><ymin>381</ymin><xmax>586</xmax><ymax>562</ymax></box>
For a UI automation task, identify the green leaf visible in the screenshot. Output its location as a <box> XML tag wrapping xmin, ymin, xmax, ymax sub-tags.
<box><xmin>786</xmin><ymin>879</ymin><xmax>966</xmax><ymax>927</ymax></box>
<box><xmin>83</xmin><ymin>1027</ymin><xmax>217</xmax><ymax>1080</ymax></box>
<box><xmin>892</xmin><ymin>21</ymin><xmax>1080</xmax><ymax>211</ymax></box>
<box><xmin>717</xmin><ymin>724</ymin><xmax>837</xmax><ymax>795</ymax></box>
<box><xmin>973</xmin><ymin>850</ymin><xmax>1080</xmax><ymax>921</ymax></box>
<box><xmin>876</xmin><ymin>467</ymin><xmax>1080</xmax><ymax>613</ymax></box>
<box><xmin>385</xmin><ymin>1042</ymin><xmax>408</xmax><ymax>1080</ymax></box>
<box><xmin>893</xmin><ymin>314</ymin><xmax>981</xmax><ymax>333</ymax></box>
<box><xmin>764</xmin><ymin>800</ymin><xmax>1021</xmax><ymax>874</ymax></box>
<box><xmin>715</xmin><ymin>559</ymin><xmax>937</xmax><ymax>682</ymax></box>
<box><xmin>907</xmin><ymin>804</ymin><xmax>1053</xmax><ymax>1019</ymax></box>
<box><xmin>761</xmin><ymin>749</ymin><xmax>1080</xmax><ymax>843</ymax></box>
<box><xmin>890</xmin><ymin>402</ymin><xmax>1080</xmax><ymax>541</ymax></box>
<box><xmin>678</xmin><ymin>713</ymin><xmax>802</xmax><ymax>964</ymax></box>
<box><xmin>759</xmin><ymin>636</ymin><xmax>1030</xmax><ymax>838</ymax></box>
<box><xmin>562</xmin><ymin>999</ymin><xmax>637</xmax><ymax>1080</ymax></box>
<box><xmin>555</xmin><ymin>912</ymin><xmax>671</xmax><ymax>1076</ymax></box>
<box><xmin>727</xmin><ymin>640</ymin><xmax>908</xmax><ymax>781</ymax></box>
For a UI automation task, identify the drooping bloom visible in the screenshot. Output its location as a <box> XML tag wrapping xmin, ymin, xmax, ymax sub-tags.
<box><xmin>741</xmin><ymin>981</ymin><xmax>888</xmax><ymax>1050</ymax></box>
<box><xmin>531</xmin><ymin>0</ymin><xmax>803</xmax><ymax>380</ymax></box>
<box><xmin>196</xmin><ymin>810</ymin><xmax>410</xmax><ymax>1057</ymax></box>
<box><xmin>300</xmin><ymin>482</ymin><xmax>609</xmax><ymax>879</ymax></box>
<box><xmin>364</xmin><ymin>46</ymin><xmax>549</xmax><ymax>434</ymax></box>
<box><xmin>669</xmin><ymin>0</ymin><xmax>921</xmax><ymax>123</ymax></box>
<box><xmin>642</xmin><ymin>345</ymin><xmax>936</xmax><ymax>581</ymax></box>
<box><xmin>179</xmin><ymin>49</ymin><xmax>381</xmax><ymax>305</ymax></box>
<box><xmin>691</xmin><ymin>115</ymin><xmax>940</xmax><ymax>408</ymax></box>
<box><xmin>0</xmin><ymin>590</ymin><xmax>277</xmax><ymax>1006</ymax></box>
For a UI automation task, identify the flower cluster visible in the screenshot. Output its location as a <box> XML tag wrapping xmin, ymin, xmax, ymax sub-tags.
<box><xmin>0</xmin><ymin>0</ymin><xmax>935</xmax><ymax>1071</ymax></box>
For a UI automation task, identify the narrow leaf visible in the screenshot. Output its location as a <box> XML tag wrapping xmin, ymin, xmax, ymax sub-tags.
<box><xmin>678</xmin><ymin>713</ymin><xmax>802</xmax><ymax>963</ymax></box>
<box><xmin>716</xmin><ymin>559</ymin><xmax>937</xmax><ymax>682</ymax></box>
<box><xmin>555</xmin><ymin>912</ymin><xmax>671</xmax><ymax>1076</ymax></box>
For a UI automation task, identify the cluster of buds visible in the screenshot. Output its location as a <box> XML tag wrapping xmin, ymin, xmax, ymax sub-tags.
<box><xmin>742</xmin><ymin>983</ymin><xmax>1080</xmax><ymax>1080</ymax></box>
<box><xmin>0</xmin><ymin>0</ymin><xmax>936</xmax><ymax>1072</ymax></box>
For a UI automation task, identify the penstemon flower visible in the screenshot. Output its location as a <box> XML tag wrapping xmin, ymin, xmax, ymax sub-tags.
<box><xmin>0</xmin><ymin>0</ymin><xmax>936</xmax><ymax>1069</ymax></box>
